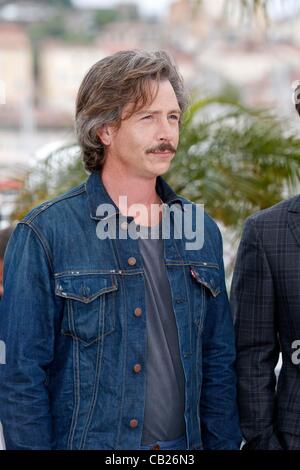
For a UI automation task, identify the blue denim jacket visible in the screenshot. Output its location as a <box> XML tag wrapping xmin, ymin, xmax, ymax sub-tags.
<box><xmin>0</xmin><ymin>171</ymin><xmax>241</xmax><ymax>450</ymax></box>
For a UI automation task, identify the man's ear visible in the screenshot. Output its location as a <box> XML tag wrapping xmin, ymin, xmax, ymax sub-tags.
<box><xmin>96</xmin><ymin>124</ymin><xmax>113</xmax><ymax>146</ymax></box>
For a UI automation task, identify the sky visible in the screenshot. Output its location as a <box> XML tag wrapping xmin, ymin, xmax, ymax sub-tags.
<box><xmin>72</xmin><ymin>0</ymin><xmax>174</xmax><ymax>17</ymax></box>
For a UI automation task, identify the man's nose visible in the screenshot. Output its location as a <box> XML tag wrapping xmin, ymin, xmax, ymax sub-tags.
<box><xmin>156</xmin><ymin>118</ymin><xmax>174</xmax><ymax>141</ymax></box>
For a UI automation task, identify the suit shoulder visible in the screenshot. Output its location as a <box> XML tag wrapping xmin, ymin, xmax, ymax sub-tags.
<box><xmin>248</xmin><ymin>194</ymin><xmax>300</xmax><ymax>225</ymax></box>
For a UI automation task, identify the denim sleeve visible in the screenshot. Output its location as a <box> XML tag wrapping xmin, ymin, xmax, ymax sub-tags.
<box><xmin>200</xmin><ymin>227</ymin><xmax>242</xmax><ymax>450</ymax></box>
<box><xmin>0</xmin><ymin>222</ymin><xmax>62</xmax><ymax>449</ymax></box>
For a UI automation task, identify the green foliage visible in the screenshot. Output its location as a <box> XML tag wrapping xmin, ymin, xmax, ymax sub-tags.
<box><xmin>168</xmin><ymin>96</ymin><xmax>300</xmax><ymax>229</ymax></box>
<box><xmin>239</xmin><ymin>0</ymin><xmax>267</xmax><ymax>11</ymax></box>
<box><xmin>29</xmin><ymin>14</ymin><xmax>93</xmax><ymax>44</ymax></box>
<box><xmin>29</xmin><ymin>15</ymin><xmax>66</xmax><ymax>41</ymax></box>
<box><xmin>13</xmin><ymin>145</ymin><xmax>87</xmax><ymax>221</ymax></box>
<box><xmin>94</xmin><ymin>9</ymin><xmax>119</xmax><ymax>28</ymax></box>
<box><xmin>47</xmin><ymin>0</ymin><xmax>72</xmax><ymax>7</ymax></box>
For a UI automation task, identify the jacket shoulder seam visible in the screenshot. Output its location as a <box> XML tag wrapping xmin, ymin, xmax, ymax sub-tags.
<box><xmin>18</xmin><ymin>221</ymin><xmax>54</xmax><ymax>274</ymax></box>
<box><xmin>25</xmin><ymin>184</ymin><xmax>86</xmax><ymax>224</ymax></box>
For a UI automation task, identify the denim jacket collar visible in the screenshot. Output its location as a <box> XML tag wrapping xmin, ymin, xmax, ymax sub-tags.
<box><xmin>86</xmin><ymin>170</ymin><xmax>184</xmax><ymax>221</ymax></box>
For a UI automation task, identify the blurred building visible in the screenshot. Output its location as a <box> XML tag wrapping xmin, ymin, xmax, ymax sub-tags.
<box><xmin>39</xmin><ymin>40</ymin><xmax>107</xmax><ymax>113</ymax></box>
<box><xmin>0</xmin><ymin>22</ymin><xmax>33</xmax><ymax>108</ymax></box>
<box><xmin>0</xmin><ymin>0</ymin><xmax>56</xmax><ymax>23</ymax></box>
<box><xmin>0</xmin><ymin>23</ymin><xmax>73</xmax><ymax>205</ymax></box>
<box><xmin>165</xmin><ymin>0</ymin><xmax>300</xmax><ymax>117</ymax></box>
<box><xmin>97</xmin><ymin>20</ymin><xmax>164</xmax><ymax>52</ymax></box>
<box><xmin>0</xmin><ymin>21</ymin><xmax>34</xmax><ymax>196</ymax></box>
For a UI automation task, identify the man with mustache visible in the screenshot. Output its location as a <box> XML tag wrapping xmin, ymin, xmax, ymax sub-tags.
<box><xmin>0</xmin><ymin>50</ymin><xmax>241</xmax><ymax>450</ymax></box>
<box><xmin>230</xmin><ymin>83</ymin><xmax>300</xmax><ymax>450</ymax></box>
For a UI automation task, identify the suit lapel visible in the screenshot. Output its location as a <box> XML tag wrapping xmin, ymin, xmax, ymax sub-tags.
<box><xmin>288</xmin><ymin>197</ymin><xmax>300</xmax><ymax>247</ymax></box>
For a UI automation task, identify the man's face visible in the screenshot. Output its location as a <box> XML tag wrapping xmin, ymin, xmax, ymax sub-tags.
<box><xmin>0</xmin><ymin>258</ymin><xmax>3</xmax><ymax>297</ymax></box>
<box><xmin>100</xmin><ymin>79</ymin><xmax>181</xmax><ymax>179</ymax></box>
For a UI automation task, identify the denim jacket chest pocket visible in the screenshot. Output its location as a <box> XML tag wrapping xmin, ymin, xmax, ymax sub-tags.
<box><xmin>189</xmin><ymin>264</ymin><xmax>221</xmax><ymax>332</ymax></box>
<box><xmin>55</xmin><ymin>274</ymin><xmax>118</xmax><ymax>346</ymax></box>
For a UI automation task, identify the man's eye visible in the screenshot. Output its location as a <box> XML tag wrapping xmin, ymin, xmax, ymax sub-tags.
<box><xmin>169</xmin><ymin>115</ymin><xmax>179</xmax><ymax>120</ymax></box>
<box><xmin>142</xmin><ymin>115</ymin><xmax>152</xmax><ymax>120</ymax></box>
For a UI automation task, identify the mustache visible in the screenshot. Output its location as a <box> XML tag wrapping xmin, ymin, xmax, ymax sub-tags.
<box><xmin>146</xmin><ymin>143</ymin><xmax>177</xmax><ymax>154</ymax></box>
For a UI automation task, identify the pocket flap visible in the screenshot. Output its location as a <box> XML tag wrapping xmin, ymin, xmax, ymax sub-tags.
<box><xmin>190</xmin><ymin>265</ymin><xmax>221</xmax><ymax>297</ymax></box>
<box><xmin>55</xmin><ymin>274</ymin><xmax>118</xmax><ymax>303</ymax></box>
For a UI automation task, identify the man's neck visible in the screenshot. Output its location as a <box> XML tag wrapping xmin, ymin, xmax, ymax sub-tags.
<box><xmin>101</xmin><ymin>165</ymin><xmax>162</xmax><ymax>227</ymax></box>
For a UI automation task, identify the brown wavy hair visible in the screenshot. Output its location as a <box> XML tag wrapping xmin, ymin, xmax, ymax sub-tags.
<box><xmin>75</xmin><ymin>50</ymin><xmax>188</xmax><ymax>172</ymax></box>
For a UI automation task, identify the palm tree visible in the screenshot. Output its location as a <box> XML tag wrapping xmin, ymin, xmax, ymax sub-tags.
<box><xmin>168</xmin><ymin>94</ymin><xmax>300</xmax><ymax>230</ymax></box>
<box><xmin>167</xmin><ymin>93</ymin><xmax>300</xmax><ymax>277</ymax></box>
<box><xmin>12</xmin><ymin>143</ymin><xmax>86</xmax><ymax>221</ymax></box>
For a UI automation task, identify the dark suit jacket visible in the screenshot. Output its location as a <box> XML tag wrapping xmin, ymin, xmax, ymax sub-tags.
<box><xmin>231</xmin><ymin>195</ymin><xmax>300</xmax><ymax>450</ymax></box>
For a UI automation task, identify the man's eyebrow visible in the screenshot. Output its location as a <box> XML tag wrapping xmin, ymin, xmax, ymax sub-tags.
<box><xmin>135</xmin><ymin>109</ymin><xmax>182</xmax><ymax>116</ymax></box>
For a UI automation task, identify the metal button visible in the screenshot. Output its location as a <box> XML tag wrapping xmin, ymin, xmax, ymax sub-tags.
<box><xmin>129</xmin><ymin>419</ymin><xmax>138</xmax><ymax>429</ymax></box>
<box><xmin>133</xmin><ymin>364</ymin><xmax>142</xmax><ymax>374</ymax></box>
<box><xmin>134</xmin><ymin>307</ymin><xmax>142</xmax><ymax>317</ymax></box>
<box><xmin>128</xmin><ymin>257</ymin><xmax>136</xmax><ymax>266</ymax></box>
<box><xmin>120</xmin><ymin>221</ymin><xmax>128</xmax><ymax>230</ymax></box>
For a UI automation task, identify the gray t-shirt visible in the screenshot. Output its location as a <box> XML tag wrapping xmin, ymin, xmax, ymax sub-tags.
<box><xmin>138</xmin><ymin>225</ymin><xmax>186</xmax><ymax>446</ymax></box>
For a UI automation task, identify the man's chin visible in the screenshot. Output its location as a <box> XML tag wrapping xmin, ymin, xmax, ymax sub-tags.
<box><xmin>148</xmin><ymin>161</ymin><xmax>172</xmax><ymax>177</ymax></box>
